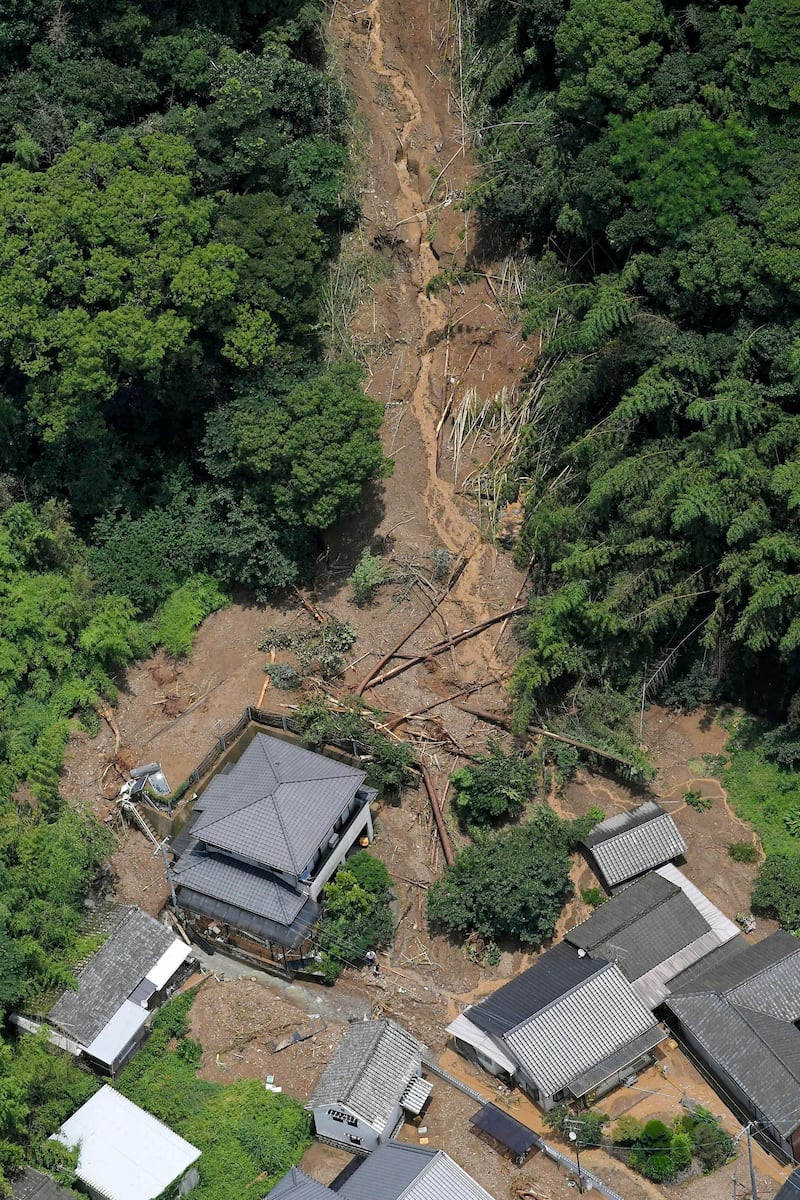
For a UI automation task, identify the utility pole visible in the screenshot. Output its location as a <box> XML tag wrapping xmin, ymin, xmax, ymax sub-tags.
<box><xmin>565</xmin><ymin>1119</ymin><xmax>585</xmax><ymax>1194</ymax></box>
<box><xmin>745</xmin><ymin>1124</ymin><xmax>758</xmax><ymax>1200</ymax></box>
<box><xmin>734</xmin><ymin>1121</ymin><xmax>759</xmax><ymax>1200</ymax></box>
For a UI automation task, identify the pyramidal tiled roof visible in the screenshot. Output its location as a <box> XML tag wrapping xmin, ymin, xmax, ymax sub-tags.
<box><xmin>192</xmin><ymin>734</ymin><xmax>367</xmax><ymax>874</ymax></box>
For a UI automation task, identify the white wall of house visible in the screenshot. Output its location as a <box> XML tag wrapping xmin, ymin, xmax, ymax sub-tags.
<box><xmin>309</xmin><ymin>804</ymin><xmax>373</xmax><ymax>901</ymax></box>
<box><xmin>311</xmin><ymin>1102</ymin><xmax>388</xmax><ymax>1153</ymax></box>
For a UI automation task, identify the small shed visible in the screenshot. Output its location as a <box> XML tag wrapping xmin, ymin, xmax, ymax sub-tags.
<box><xmin>469</xmin><ymin>1104</ymin><xmax>541</xmax><ymax>1164</ymax></box>
<box><xmin>54</xmin><ymin>1085</ymin><xmax>201</xmax><ymax>1200</ymax></box>
<box><xmin>581</xmin><ymin>800</ymin><xmax>687</xmax><ymax>889</ymax></box>
<box><xmin>308</xmin><ymin>1019</ymin><xmax>430</xmax><ymax>1152</ymax></box>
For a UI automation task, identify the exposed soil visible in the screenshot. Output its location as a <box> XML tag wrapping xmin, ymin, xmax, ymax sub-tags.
<box><xmin>57</xmin><ymin>0</ymin><xmax>794</xmax><ymax>1196</ymax></box>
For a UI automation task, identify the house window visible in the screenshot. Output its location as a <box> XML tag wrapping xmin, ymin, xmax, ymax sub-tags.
<box><xmin>349</xmin><ymin>1135</ymin><xmax>362</xmax><ymax>1146</ymax></box>
<box><xmin>328</xmin><ymin>1109</ymin><xmax>347</xmax><ymax>1123</ymax></box>
<box><xmin>346</xmin><ymin>1114</ymin><xmax>358</xmax><ymax>1127</ymax></box>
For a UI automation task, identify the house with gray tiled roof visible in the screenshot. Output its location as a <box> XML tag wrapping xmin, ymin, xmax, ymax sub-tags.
<box><xmin>267</xmin><ymin>1141</ymin><xmax>496</xmax><ymax>1200</ymax></box>
<box><xmin>665</xmin><ymin>930</ymin><xmax>800</xmax><ymax>1163</ymax></box>
<box><xmin>171</xmin><ymin>734</ymin><xmax>375</xmax><ymax>969</ymax></box>
<box><xmin>447</xmin><ymin>941</ymin><xmax>666</xmax><ymax>1110</ymax></box>
<box><xmin>11</xmin><ymin>905</ymin><xmax>192</xmax><ymax>1076</ymax></box>
<box><xmin>564</xmin><ymin>864</ymin><xmax>740</xmax><ymax>1008</ymax></box>
<box><xmin>308</xmin><ymin>1019</ymin><xmax>431</xmax><ymax>1152</ymax></box>
<box><xmin>580</xmin><ymin>799</ymin><xmax>687</xmax><ymax>890</ymax></box>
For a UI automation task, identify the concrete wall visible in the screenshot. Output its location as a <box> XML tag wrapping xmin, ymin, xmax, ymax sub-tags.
<box><xmin>309</xmin><ymin>803</ymin><xmax>373</xmax><ymax>901</ymax></box>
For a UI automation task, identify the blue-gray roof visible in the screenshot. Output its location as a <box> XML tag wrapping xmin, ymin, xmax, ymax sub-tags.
<box><xmin>267</xmin><ymin>1168</ymin><xmax>337</xmax><ymax>1199</ymax></box>
<box><xmin>666</xmin><ymin>931</ymin><xmax>800</xmax><ymax>1137</ymax></box>
<box><xmin>191</xmin><ymin>735</ymin><xmax>369</xmax><ymax>874</ymax></box>
<box><xmin>337</xmin><ymin>1141</ymin><xmax>495</xmax><ymax>1200</ymax></box>
<box><xmin>775</xmin><ymin>1167</ymin><xmax>800</xmax><ymax>1199</ymax></box>
<box><xmin>581</xmin><ymin>800</ymin><xmax>687</xmax><ymax>887</ymax></box>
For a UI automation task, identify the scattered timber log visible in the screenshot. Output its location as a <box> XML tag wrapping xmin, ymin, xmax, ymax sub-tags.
<box><xmin>455</xmin><ymin>703</ymin><xmax>636</xmax><ymax>768</ymax></box>
<box><xmin>357</xmin><ymin>555</ymin><xmax>467</xmax><ymax>694</ymax></box>
<box><xmin>384</xmin><ymin>678</ymin><xmax>497</xmax><ymax>730</ymax></box>
<box><xmin>419</xmin><ymin>764</ymin><xmax>455</xmax><ymax>866</ymax></box>
<box><xmin>293</xmin><ymin>586</ymin><xmax>325</xmax><ymax>624</ymax></box>
<box><xmin>367</xmin><ymin>605</ymin><xmax>527</xmax><ymax>690</ymax></box>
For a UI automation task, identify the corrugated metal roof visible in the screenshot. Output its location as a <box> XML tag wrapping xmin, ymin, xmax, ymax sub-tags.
<box><xmin>85</xmin><ymin>1001</ymin><xmax>149</xmax><ymax>1068</ymax></box>
<box><xmin>466</xmin><ymin>943</ymin><xmax>603</xmax><ymax>1038</ymax></box>
<box><xmin>268</xmin><ymin>1168</ymin><xmax>338</xmax><ymax>1199</ymax></box>
<box><xmin>582</xmin><ymin>801</ymin><xmax>687</xmax><ymax>887</ymax></box>
<box><xmin>503</xmin><ymin>963</ymin><xmax>662</xmax><ymax>1098</ymax></box>
<box><xmin>309</xmin><ymin>1020</ymin><xmax>424</xmax><ymax>1132</ymax></box>
<box><xmin>337</xmin><ymin>1142</ymin><xmax>495</xmax><ymax>1200</ymax></box>
<box><xmin>54</xmin><ymin>1085</ymin><xmax>200</xmax><ymax>1200</ymax></box>
<box><xmin>192</xmin><ymin>735</ymin><xmax>367</xmax><ymax>874</ymax></box>
<box><xmin>401</xmin><ymin>1076</ymin><xmax>432</xmax><ymax>1115</ymax></box>
<box><xmin>666</xmin><ymin>930</ymin><xmax>800</xmax><ymax>1137</ymax></box>
<box><xmin>49</xmin><ymin>907</ymin><xmax>178</xmax><ymax>1047</ymax></box>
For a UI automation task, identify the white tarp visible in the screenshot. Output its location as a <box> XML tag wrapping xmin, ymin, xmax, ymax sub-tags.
<box><xmin>145</xmin><ymin>939</ymin><xmax>192</xmax><ymax>991</ymax></box>
<box><xmin>445</xmin><ymin>1013</ymin><xmax>517</xmax><ymax>1076</ymax></box>
<box><xmin>55</xmin><ymin>1085</ymin><xmax>200</xmax><ymax>1200</ymax></box>
<box><xmin>85</xmin><ymin>1002</ymin><xmax>149</xmax><ymax>1069</ymax></box>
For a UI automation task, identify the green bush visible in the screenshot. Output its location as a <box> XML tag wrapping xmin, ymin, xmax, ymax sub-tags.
<box><xmin>348</xmin><ymin>549</ymin><xmax>390</xmax><ymax>606</ymax></box>
<box><xmin>451</xmin><ymin>741</ymin><xmax>539</xmax><ymax>826</ymax></box>
<box><xmin>728</xmin><ymin>841</ymin><xmax>759</xmax><ymax>864</ymax></box>
<box><xmin>294</xmin><ymin>698</ymin><xmax>414</xmax><ymax>797</ymax></box>
<box><xmin>611</xmin><ymin>1115</ymin><xmax>643</xmax><ymax>1145</ymax></box>
<box><xmin>152</xmin><ymin>575</ymin><xmax>229</xmax><ymax>657</ymax></box>
<box><xmin>684</xmin><ymin>788</ymin><xmax>712</xmax><ymax>812</ymax></box>
<box><xmin>117</xmin><ymin>994</ymin><xmax>312</xmax><ymax>1199</ymax></box>
<box><xmin>315</xmin><ymin>855</ymin><xmax>395</xmax><ymax>981</ymax></box>
<box><xmin>581</xmin><ymin>886</ymin><xmax>605</xmax><ymax>907</ymax></box>
<box><xmin>427</xmin><ymin>806</ymin><xmax>575</xmax><ymax>945</ymax></box>
<box><xmin>752</xmin><ymin>853</ymin><xmax>800</xmax><ymax>931</ymax></box>
<box><xmin>691</xmin><ymin>1112</ymin><xmax>735</xmax><ymax>1171</ymax></box>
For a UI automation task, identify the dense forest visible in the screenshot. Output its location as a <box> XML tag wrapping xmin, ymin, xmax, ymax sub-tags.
<box><xmin>464</xmin><ymin>0</ymin><xmax>800</xmax><ymax>915</ymax></box>
<box><xmin>0</xmin><ymin>0</ymin><xmax>387</xmax><ymax>1022</ymax></box>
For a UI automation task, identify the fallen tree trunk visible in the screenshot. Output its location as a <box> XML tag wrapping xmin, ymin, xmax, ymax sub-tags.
<box><xmin>455</xmin><ymin>703</ymin><xmax>636</xmax><ymax>768</ymax></box>
<box><xmin>368</xmin><ymin>604</ymin><xmax>527</xmax><ymax>690</ymax></box>
<box><xmin>357</xmin><ymin>555</ymin><xmax>467</xmax><ymax>694</ymax></box>
<box><xmin>419</xmin><ymin>764</ymin><xmax>455</xmax><ymax>866</ymax></box>
<box><xmin>384</xmin><ymin>678</ymin><xmax>498</xmax><ymax>730</ymax></box>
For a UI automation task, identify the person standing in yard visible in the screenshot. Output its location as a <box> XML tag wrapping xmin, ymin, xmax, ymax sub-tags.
<box><xmin>365</xmin><ymin>949</ymin><xmax>379</xmax><ymax>976</ymax></box>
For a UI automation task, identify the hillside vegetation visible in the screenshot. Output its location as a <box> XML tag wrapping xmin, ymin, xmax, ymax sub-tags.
<box><xmin>464</xmin><ymin>0</ymin><xmax>800</xmax><ymax>726</ymax></box>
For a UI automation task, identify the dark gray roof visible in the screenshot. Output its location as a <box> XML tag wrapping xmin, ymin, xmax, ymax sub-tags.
<box><xmin>337</xmin><ymin>1141</ymin><xmax>495</xmax><ymax>1200</ymax></box>
<box><xmin>581</xmin><ymin>800</ymin><xmax>687</xmax><ymax>887</ymax></box>
<box><xmin>666</xmin><ymin>931</ymin><xmax>800</xmax><ymax>1136</ymax></box>
<box><xmin>177</xmin><ymin>884</ymin><xmax>318</xmax><ymax>950</ymax></box>
<box><xmin>192</xmin><ymin>735</ymin><xmax>368</xmax><ymax>874</ymax></box>
<box><xmin>775</xmin><ymin>1167</ymin><xmax>800</xmax><ymax>1199</ymax></box>
<box><xmin>174</xmin><ymin>845</ymin><xmax>308</xmax><ymax>926</ymax></box>
<box><xmin>563</xmin><ymin>1024</ymin><xmax>667</xmax><ymax>1098</ymax></box>
<box><xmin>467</xmin><ymin>943</ymin><xmax>603</xmax><ymax>1038</ymax></box>
<box><xmin>48</xmin><ymin>907</ymin><xmax>175</xmax><ymax>1045</ymax></box>
<box><xmin>267</xmin><ymin>1168</ymin><xmax>337</xmax><ymax>1199</ymax></box>
<box><xmin>12</xmin><ymin>1169</ymin><xmax>75</xmax><ymax>1200</ymax></box>
<box><xmin>310</xmin><ymin>1020</ymin><xmax>424</xmax><ymax>1131</ymax></box>
<box><xmin>565</xmin><ymin>873</ymin><xmax>709</xmax><ymax>981</ymax></box>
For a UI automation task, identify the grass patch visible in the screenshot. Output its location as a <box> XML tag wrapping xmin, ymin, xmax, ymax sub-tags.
<box><xmin>116</xmin><ymin>992</ymin><xmax>311</xmax><ymax>1200</ymax></box>
<box><xmin>722</xmin><ymin>716</ymin><xmax>800</xmax><ymax>856</ymax></box>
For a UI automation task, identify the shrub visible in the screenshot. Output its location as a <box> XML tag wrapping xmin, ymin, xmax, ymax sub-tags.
<box><xmin>428</xmin><ymin>806</ymin><xmax>575</xmax><ymax>945</ymax></box>
<box><xmin>728</xmin><ymin>841</ymin><xmax>759</xmax><ymax>864</ymax></box>
<box><xmin>543</xmin><ymin>1105</ymin><xmax>608</xmax><ymax>1148</ymax></box>
<box><xmin>581</xmin><ymin>886</ymin><xmax>605</xmax><ymax>907</ymax></box>
<box><xmin>611</xmin><ymin>1116</ymin><xmax>643</xmax><ymax>1145</ymax></box>
<box><xmin>684</xmin><ymin>788</ymin><xmax>712</xmax><ymax>811</ymax></box>
<box><xmin>153</xmin><ymin>574</ymin><xmax>229</xmax><ymax>657</ymax></box>
<box><xmin>752</xmin><ymin>853</ymin><xmax>800</xmax><ymax>931</ymax></box>
<box><xmin>349</xmin><ymin>549</ymin><xmax>389</xmax><ymax>606</ymax></box>
<box><xmin>451</xmin><ymin>740</ymin><xmax>539</xmax><ymax>826</ymax></box>
<box><xmin>294</xmin><ymin>697</ymin><xmax>414</xmax><ymax>797</ymax></box>
<box><xmin>316</xmin><ymin>855</ymin><xmax>395</xmax><ymax>981</ymax></box>
<box><xmin>691</xmin><ymin>1112</ymin><xmax>734</xmax><ymax>1170</ymax></box>
<box><xmin>641</xmin><ymin>1119</ymin><xmax>672</xmax><ymax>1147</ymax></box>
<box><xmin>264</xmin><ymin>663</ymin><xmax>300</xmax><ymax>690</ymax></box>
